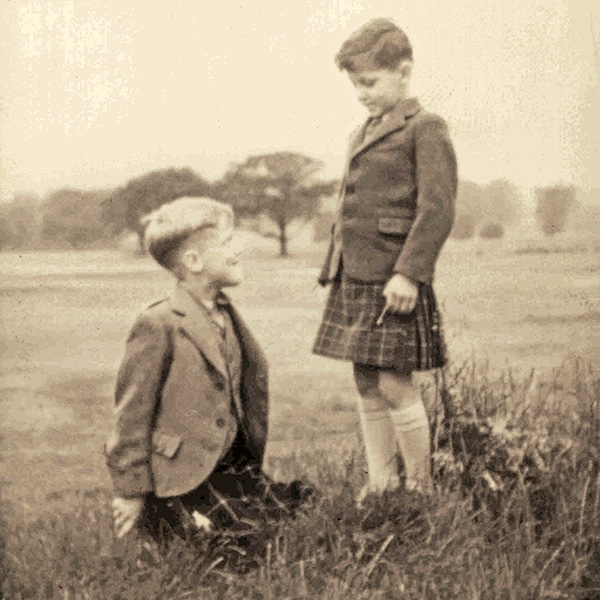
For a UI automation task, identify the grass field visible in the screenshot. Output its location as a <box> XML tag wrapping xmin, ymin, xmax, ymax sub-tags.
<box><xmin>1</xmin><ymin>237</ymin><xmax>599</xmax><ymax>598</ymax></box>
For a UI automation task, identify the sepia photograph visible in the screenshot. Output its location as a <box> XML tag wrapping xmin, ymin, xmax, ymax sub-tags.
<box><xmin>1</xmin><ymin>1</ymin><xmax>599</xmax><ymax>598</ymax></box>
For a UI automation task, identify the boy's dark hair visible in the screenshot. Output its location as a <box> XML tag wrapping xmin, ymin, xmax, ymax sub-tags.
<box><xmin>335</xmin><ymin>18</ymin><xmax>412</xmax><ymax>72</ymax></box>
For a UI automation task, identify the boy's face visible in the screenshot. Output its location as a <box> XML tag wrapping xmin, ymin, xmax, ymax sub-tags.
<box><xmin>348</xmin><ymin>67</ymin><xmax>409</xmax><ymax>117</ymax></box>
<box><xmin>185</xmin><ymin>224</ymin><xmax>243</xmax><ymax>288</ymax></box>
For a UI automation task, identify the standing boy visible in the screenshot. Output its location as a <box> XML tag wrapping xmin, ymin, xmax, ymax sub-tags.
<box><xmin>105</xmin><ymin>196</ymin><xmax>272</xmax><ymax>540</ymax></box>
<box><xmin>314</xmin><ymin>19</ymin><xmax>457</xmax><ymax>501</ymax></box>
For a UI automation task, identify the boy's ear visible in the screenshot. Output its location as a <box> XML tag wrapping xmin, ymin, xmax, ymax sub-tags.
<box><xmin>398</xmin><ymin>59</ymin><xmax>413</xmax><ymax>80</ymax></box>
<box><xmin>181</xmin><ymin>249</ymin><xmax>204</xmax><ymax>274</ymax></box>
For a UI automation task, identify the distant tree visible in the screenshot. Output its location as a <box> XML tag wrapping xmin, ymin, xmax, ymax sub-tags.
<box><xmin>451</xmin><ymin>181</ymin><xmax>482</xmax><ymax>239</ymax></box>
<box><xmin>41</xmin><ymin>188</ymin><xmax>112</xmax><ymax>248</ymax></box>
<box><xmin>102</xmin><ymin>168</ymin><xmax>212</xmax><ymax>251</ymax></box>
<box><xmin>566</xmin><ymin>188</ymin><xmax>600</xmax><ymax>237</ymax></box>
<box><xmin>0</xmin><ymin>193</ymin><xmax>41</xmax><ymax>250</ymax></box>
<box><xmin>450</xmin><ymin>212</ymin><xmax>476</xmax><ymax>240</ymax></box>
<box><xmin>535</xmin><ymin>185</ymin><xmax>577</xmax><ymax>235</ymax></box>
<box><xmin>216</xmin><ymin>152</ymin><xmax>336</xmax><ymax>256</ymax></box>
<box><xmin>0</xmin><ymin>207</ymin><xmax>12</xmax><ymax>250</ymax></box>
<box><xmin>479</xmin><ymin>221</ymin><xmax>505</xmax><ymax>239</ymax></box>
<box><xmin>451</xmin><ymin>179</ymin><xmax>522</xmax><ymax>240</ymax></box>
<box><xmin>455</xmin><ymin>180</ymin><xmax>486</xmax><ymax>226</ymax></box>
<box><xmin>483</xmin><ymin>179</ymin><xmax>522</xmax><ymax>225</ymax></box>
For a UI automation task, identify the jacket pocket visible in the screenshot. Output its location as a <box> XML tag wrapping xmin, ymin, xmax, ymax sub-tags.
<box><xmin>377</xmin><ymin>217</ymin><xmax>413</xmax><ymax>236</ymax></box>
<box><xmin>152</xmin><ymin>431</ymin><xmax>182</xmax><ymax>459</ymax></box>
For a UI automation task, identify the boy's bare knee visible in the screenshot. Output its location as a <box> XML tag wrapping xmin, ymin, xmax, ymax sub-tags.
<box><xmin>354</xmin><ymin>365</ymin><xmax>422</xmax><ymax>411</ymax></box>
<box><xmin>378</xmin><ymin>370</ymin><xmax>419</xmax><ymax>411</ymax></box>
<box><xmin>353</xmin><ymin>363</ymin><xmax>380</xmax><ymax>397</ymax></box>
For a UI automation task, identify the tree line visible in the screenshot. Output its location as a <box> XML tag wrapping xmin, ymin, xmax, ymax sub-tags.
<box><xmin>0</xmin><ymin>151</ymin><xmax>584</xmax><ymax>255</ymax></box>
<box><xmin>1</xmin><ymin>153</ymin><xmax>337</xmax><ymax>256</ymax></box>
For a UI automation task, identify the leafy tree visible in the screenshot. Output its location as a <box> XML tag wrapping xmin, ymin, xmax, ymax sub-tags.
<box><xmin>451</xmin><ymin>181</ymin><xmax>482</xmax><ymax>239</ymax></box>
<box><xmin>479</xmin><ymin>222</ymin><xmax>505</xmax><ymax>239</ymax></box>
<box><xmin>451</xmin><ymin>179</ymin><xmax>523</xmax><ymax>240</ymax></box>
<box><xmin>450</xmin><ymin>212</ymin><xmax>476</xmax><ymax>240</ymax></box>
<box><xmin>0</xmin><ymin>193</ymin><xmax>41</xmax><ymax>250</ymax></box>
<box><xmin>41</xmin><ymin>188</ymin><xmax>112</xmax><ymax>248</ymax></box>
<box><xmin>483</xmin><ymin>179</ymin><xmax>522</xmax><ymax>225</ymax></box>
<box><xmin>102</xmin><ymin>168</ymin><xmax>212</xmax><ymax>251</ymax></box>
<box><xmin>455</xmin><ymin>181</ymin><xmax>485</xmax><ymax>226</ymax></box>
<box><xmin>216</xmin><ymin>152</ymin><xmax>336</xmax><ymax>256</ymax></box>
<box><xmin>565</xmin><ymin>188</ymin><xmax>600</xmax><ymax>237</ymax></box>
<box><xmin>535</xmin><ymin>185</ymin><xmax>577</xmax><ymax>236</ymax></box>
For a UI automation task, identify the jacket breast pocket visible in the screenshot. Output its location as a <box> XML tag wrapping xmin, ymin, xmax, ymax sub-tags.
<box><xmin>152</xmin><ymin>431</ymin><xmax>182</xmax><ymax>459</ymax></box>
<box><xmin>377</xmin><ymin>217</ymin><xmax>413</xmax><ymax>236</ymax></box>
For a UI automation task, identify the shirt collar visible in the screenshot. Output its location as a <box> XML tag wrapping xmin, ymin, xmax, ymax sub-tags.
<box><xmin>215</xmin><ymin>292</ymin><xmax>230</xmax><ymax>307</ymax></box>
<box><xmin>391</xmin><ymin>96</ymin><xmax>421</xmax><ymax>120</ymax></box>
<box><xmin>179</xmin><ymin>281</ymin><xmax>230</xmax><ymax>312</ymax></box>
<box><xmin>367</xmin><ymin>97</ymin><xmax>420</xmax><ymax>126</ymax></box>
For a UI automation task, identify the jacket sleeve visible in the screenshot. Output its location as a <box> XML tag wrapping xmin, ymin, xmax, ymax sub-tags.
<box><xmin>317</xmin><ymin>231</ymin><xmax>336</xmax><ymax>286</ymax></box>
<box><xmin>105</xmin><ymin>311</ymin><xmax>170</xmax><ymax>497</ymax></box>
<box><xmin>393</xmin><ymin>115</ymin><xmax>457</xmax><ymax>283</ymax></box>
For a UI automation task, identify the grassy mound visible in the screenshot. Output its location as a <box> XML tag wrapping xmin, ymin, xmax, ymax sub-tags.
<box><xmin>2</xmin><ymin>361</ymin><xmax>599</xmax><ymax>599</ymax></box>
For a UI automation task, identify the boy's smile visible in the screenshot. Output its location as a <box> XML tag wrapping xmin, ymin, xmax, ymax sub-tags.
<box><xmin>348</xmin><ymin>68</ymin><xmax>409</xmax><ymax>117</ymax></box>
<box><xmin>200</xmin><ymin>226</ymin><xmax>243</xmax><ymax>288</ymax></box>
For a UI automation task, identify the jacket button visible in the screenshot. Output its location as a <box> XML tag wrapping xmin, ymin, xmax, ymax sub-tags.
<box><xmin>216</xmin><ymin>418</ymin><xmax>226</xmax><ymax>428</ymax></box>
<box><xmin>345</xmin><ymin>183</ymin><xmax>355</xmax><ymax>194</ymax></box>
<box><xmin>215</xmin><ymin>380</ymin><xmax>225</xmax><ymax>391</ymax></box>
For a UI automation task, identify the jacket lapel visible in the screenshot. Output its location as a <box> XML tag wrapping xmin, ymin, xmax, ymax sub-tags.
<box><xmin>170</xmin><ymin>284</ymin><xmax>228</xmax><ymax>378</ymax></box>
<box><xmin>348</xmin><ymin>123</ymin><xmax>368</xmax><ymax>158</ymax></box>
<box><xmin>338</xmin><ymin>124</ymin><xmax>368</xmax><ymax>189</ymax></box>
<box><xmin>225</xmin><ymin>302</ymin><xmax>267</xmax><ymax>371</ymax></box>
<box><xmin>349</xmin><ymin>97</ymin><xmax>422</xmax><ymax>160</ymax></box>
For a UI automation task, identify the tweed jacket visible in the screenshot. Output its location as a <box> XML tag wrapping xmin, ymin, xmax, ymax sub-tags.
<box><xmin>105</xmin><ymin>284</ymin><xmax>269</xmax><ymax>499</ymax></box>
<box><xmin>319</xmin><ymin>98</ymin><xmax>457</xmax><ymax>285</ymax></box>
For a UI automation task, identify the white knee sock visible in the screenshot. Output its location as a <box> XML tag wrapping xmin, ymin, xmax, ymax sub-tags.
<box><xmin>357</xmin><ymin>394</ymin><xmax>399</xmax><ymax>492</ymax></box>
<box><xmin>389</xmin><ymin>401</ymin><xmax>432</xmax><ymax>492</ymax></box>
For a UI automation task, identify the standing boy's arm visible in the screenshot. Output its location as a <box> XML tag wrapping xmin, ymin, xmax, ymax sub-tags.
<box><xmin>393</xmin><ymin>115</ymin><xmax>457</xmax><ymax>283</ymax></box>
<box><xmin>105</xmin><ymin>311</ymin><xmax>170</xmax><ymax>500</ymax></box>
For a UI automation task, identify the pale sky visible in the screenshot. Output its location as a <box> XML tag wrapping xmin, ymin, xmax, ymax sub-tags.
<box><xmin>0</xmin><ymin>0</ymin><xmax>598</xmax><ymax>203</ymax></box>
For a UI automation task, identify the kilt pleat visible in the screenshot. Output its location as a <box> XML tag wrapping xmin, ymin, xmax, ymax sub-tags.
<box><xmin>312</xmin><ymin>275</ymin><xmax>446</xmax><ymax>374</ymax></box>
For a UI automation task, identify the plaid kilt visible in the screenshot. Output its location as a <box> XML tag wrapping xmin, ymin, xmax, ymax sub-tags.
<box><xmin>312</xmin><ymin>276</ymin><xmax>446</xmax><ymax>374</ymax></box>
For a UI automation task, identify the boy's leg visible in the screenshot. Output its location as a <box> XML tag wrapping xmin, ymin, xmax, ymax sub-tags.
<box><xmin>142</xmin><ymin>495</ymin><xmax>191</xmax><ymax>544</ymax></box>
<box><xmin>378</xmin><ymin>370</ymin><xmax>432</xmax><ymax>494</ymax></box>
<box><xmin>353</xmin><ymin>364</ymin><xmax>399</xmax><ymax>498</ymax></box>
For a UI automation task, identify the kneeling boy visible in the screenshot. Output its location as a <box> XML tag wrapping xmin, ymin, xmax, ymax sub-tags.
<box><xmin>105</xmin><ymin>196</ymin><xmax>271</xmax><ymax>540</ymax></box>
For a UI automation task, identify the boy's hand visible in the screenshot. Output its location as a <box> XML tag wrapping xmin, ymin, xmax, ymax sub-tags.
<box><xmin>112</xmin><ymin>496</ymin><xmax>145</xmax><ymax>538</ymax></box>
<box><xmin>381</xmin><ymin>273</ymin><xmax>418</xmax><ymax>316</ymax></box>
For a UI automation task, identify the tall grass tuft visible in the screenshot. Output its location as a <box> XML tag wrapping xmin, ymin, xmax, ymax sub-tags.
<box><xmin>2</xmin><ymin>361</ymin><xmax>599</xmax><ymax>599</ymax></box>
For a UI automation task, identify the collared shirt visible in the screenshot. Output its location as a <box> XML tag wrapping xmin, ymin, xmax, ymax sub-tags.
<box><xmin>363</xmin><ymin>107</ymin><xmax>394</xmax><ymax>139</ymax></box>
<box><xmin>363</xmin><ymin>115</ymin><xmax>383</xmax><ymax>138</ymax></box>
